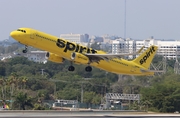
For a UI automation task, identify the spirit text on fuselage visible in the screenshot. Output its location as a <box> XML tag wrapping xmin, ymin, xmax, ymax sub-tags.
<box><xmin>56</xmin><ymin>39</ymin><xmax>97</xmax><ymax>54</ymax></box>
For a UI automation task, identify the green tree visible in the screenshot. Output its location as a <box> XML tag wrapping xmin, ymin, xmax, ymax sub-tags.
<box><xmin>140</xmin><ymin>74</ymin><xmax>180</xmax><ymax>112</ymax></box>
<box><xmin>83</xmin><ymin>91</ymin><xmax>96</xmax><ymax>108</ymax></box>
<box><xmin>13</xmin><ymin>92</ymin><xmax>33</xmax><ymax>110</ymax></box>
<box><xmin>92</xmin><ymin>94</ymin><xmax>101</xmax><ymax>105</ymax></box>
<box><xmin>33</xmin><ymin>103</ymin><xmax>45</xmax><ymax>110</ymax></box>
<box><xmin>0</xmin><ymin>65</ymin><xmax>6</xmax><ymax>76</ymax></box>
<box><xmin>57</xmin><ymin>87</ymin><xmax>80</xmax><ymax>100</ymax></box>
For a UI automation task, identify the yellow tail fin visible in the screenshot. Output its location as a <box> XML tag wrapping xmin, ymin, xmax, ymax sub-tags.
<box><xmin>132</xmin><ymin>45</ymin><xmax>158</xmax><ymax>69</ymax></box>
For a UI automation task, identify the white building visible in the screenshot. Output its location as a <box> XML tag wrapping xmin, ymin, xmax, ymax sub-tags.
<box><xmin>60</xmin><ymin>33</ymin><xmax>89</xmax><ymax>43</ymax></box>
<box><xmin>25</xmin><ymin>51</ymin><xmax>47</xmax><ymax>63</ymax></box>
<box><xmin>112</xmin><ymin>37</ymin><xmax>180</xmax><ymax>59</ymax></box>
<box><xmin>112</xmin><ymin>38</ymin><xmax>127</xmax><ymax>54</ymax></box>
<box><xmin>156</xmin><ymin>40</ymin><xmax>180</xmax><ymax>59</ymax></box>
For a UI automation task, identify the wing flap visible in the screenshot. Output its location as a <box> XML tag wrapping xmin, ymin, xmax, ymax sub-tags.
<box><xmin>85</xmin><ymin>45</ymin><xmax>145</xmax><ymax>62</ymax></box>
<box><xmin>85</xmin><ymin>52</ymin><xmax>140</xmax><ymax>62</ymax></box>
<box><xmin>140</xmin><ymin>69</ymin><xmax>164</xmax><ymax>73</ymax></box>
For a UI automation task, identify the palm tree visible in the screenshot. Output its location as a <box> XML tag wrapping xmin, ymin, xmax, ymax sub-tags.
<box><xmin>0</xmin><ymin>78</ymin><xmax>4</xmax><ymax>99</ymax></box>
<box><xmin>14</xmin><ymin>92</ymin><xmax>33</xmax><ymax>110</ymax></box>
<box><xmin>22</xmin><ymin>76</ymin><xmax>28</xmax><ymax>91</ymax></box>
<box><xmin>10</xmin><ymin>72</ymin><xmax>19</xmax><ymax>90</ymax></box>
<box><xmin>0</xmin><ymin>77</ymin><xmax>7</xmax><ymax>99</ymax></box>
<box><xmin>7</xmin><ymin>76</ymin><xmax>16</xmax><ymax>109</ymax></box>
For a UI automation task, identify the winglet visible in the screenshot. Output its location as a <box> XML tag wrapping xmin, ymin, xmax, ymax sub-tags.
<box><xmin>132</xmin><ymin>45</ymin><xmax>158</xmax><ymax>69</ymax></box>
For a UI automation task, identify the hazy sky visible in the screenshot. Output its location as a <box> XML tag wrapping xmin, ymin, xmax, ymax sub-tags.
<box><xmin>1</xmin><ymin>0</ymin><xmax>180</xmax><ymax>40</ymax></box>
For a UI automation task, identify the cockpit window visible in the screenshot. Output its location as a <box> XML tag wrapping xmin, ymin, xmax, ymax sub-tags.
<box><xmin>17</xmin><ymin>29</ymin><xmax>26</xmax><ymax>33</ymax></box>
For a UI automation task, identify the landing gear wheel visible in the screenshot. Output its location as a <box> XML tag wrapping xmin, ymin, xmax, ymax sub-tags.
<box><xmin>22</xmin><ymin>45</ymin><xmax>28</xmax><ymax>53</ymax></box>
<box><xmin>22</xmin><ymin>50</ymin><xmax>27</xmax><ymax>53</ymax></box>
<box><xmin>85</xmin><ymin>66</ymin><xmax>92</xmax><ymax>72</ymax></box>
<box><xmin>68</xmin><ymin>66</ymin><xmax>75</xmax><ymax>71</ymax></box>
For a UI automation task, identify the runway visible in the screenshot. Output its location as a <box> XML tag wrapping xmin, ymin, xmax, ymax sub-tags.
<box><xmin>1</xmin><ymin>117</ymin><xmax>180</xmax><ymax>118</ymax></box>
<box><xmin>0</xmin><ymin>110</ymin><xmax>180</xmax><ymax>118</ymax></box>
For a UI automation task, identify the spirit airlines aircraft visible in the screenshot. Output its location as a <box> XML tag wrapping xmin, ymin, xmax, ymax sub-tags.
<box><xmin>10</xmin><ymin>28</ymin><xmax>158</xmax><ymax>76</ymax></box>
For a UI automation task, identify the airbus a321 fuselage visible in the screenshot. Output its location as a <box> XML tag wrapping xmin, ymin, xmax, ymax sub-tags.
<box><xmin>10</xmin><ymin>28</ymin><xmax>158</xmax><ymax>76</ymax></box>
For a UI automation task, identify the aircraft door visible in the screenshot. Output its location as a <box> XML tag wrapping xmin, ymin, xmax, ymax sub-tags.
<box><xmin>30</xmin><ymin>31</ymin><xmax>37</xmax><ymax>45</ymax></box>
<box><xmin>30</xmin><ymin>31</ymin><xmax>34</xmax><ymax>39</ymax></box>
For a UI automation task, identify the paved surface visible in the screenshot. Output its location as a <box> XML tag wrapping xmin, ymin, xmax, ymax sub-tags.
<box><xmin>1</xmin><ymin>116</ymin><xmax>180</xmax><ymax>118</ymax></box>
<box><xmin>0</xmin><ymin>111</ymin><xmax>180</xmax><ymax>118</ymax></box>
<box><xmin>1</xmin><ymin>115</ymin><xmax>180</xmax><ymax>118</ymax></box>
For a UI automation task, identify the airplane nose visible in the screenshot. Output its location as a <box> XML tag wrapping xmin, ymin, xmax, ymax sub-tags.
<box><xmin>10</xmin><ymin>31</ymin><xmax>17</xmax><ymax>39</ymax></box>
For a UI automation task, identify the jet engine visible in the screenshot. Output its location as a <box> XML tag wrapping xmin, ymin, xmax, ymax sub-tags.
<box><xmin>46</xmin><ymin>52</ymin><xmax>64</xmax><ymax>63</ymax></box>
<box><xmin>71</xmin><ymin>52</ymin><xmax>89</xmax><ymax>64</ymax></box>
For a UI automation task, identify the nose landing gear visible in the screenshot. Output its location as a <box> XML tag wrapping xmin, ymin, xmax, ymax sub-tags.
<box><xmin>22</xmin><ymin>45</ymin><xmax>28</xmax><ymax>53</ymax></box>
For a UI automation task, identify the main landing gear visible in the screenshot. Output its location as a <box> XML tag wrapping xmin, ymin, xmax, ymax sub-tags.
<box><xmin>22</xmin><ymin>45</ymin><xmax>28</xmax><ymax>53</ymax></box>
<box><xmin>68</xmin><ymin>65</ymin><xmax>75</xmax><ymax>71</ymax></box>
<box><xmin>68</xmin><ymin>65</ymin><xmax>92</xmax><ymax>72</ymax></box>
<box><xmin>85</xmin><ymin>66</ymin><xmax>92</xmax><ymax>72</ymax></box>
<box><xmin>68</xmin><ymin>62</ymin><xmax>75</xmax><ymax>71</ymax></box>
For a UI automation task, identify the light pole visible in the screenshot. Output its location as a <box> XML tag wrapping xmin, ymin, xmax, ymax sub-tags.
<box><xmin>41</xmin><ymin>69</ymin><xmax>44</xmax><ymax>76</ymax></box>
<box><xmin>81</xmin><ymin>82</ymin><xmax>83</xmax><ymax>103</ymax></box>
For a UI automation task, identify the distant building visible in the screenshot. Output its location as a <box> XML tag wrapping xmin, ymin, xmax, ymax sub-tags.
<box><xmin>25</xmin><ymin>51</ymin><xmax>47</xmax><ymax>63</ymax></box>
<box><xmin>89</xmin><ymin>35</ymin><xmax>121</xmax><ymax>52</ymax></box>
<box><xmin>90</xmin><ymin>36</ymin><xmax>104</xmax><ymax>43</ymax></box>
<box><xmin>60</xmin><ymin>33</ymin><xmax>89</xmax><ymax>43</ymax></box>
<box><xmin>0</xmin><ymin>51</ymin><xmax>47</xmax><ymax>63</ymax></box>
<box><xmin>1</xmin><ymin>55</ymin><xmax>12</xmax><ymax>61</ymax></box>
<box><xmin>112</xmin><ymin>37</ymin><xmax>180</xmax><ymax>59</ymax></box>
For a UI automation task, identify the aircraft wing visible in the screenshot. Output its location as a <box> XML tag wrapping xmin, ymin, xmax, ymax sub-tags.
<box><xmin>85</xmin><ymin>46</ymin><xmax>145</xmax><ymax>63</ymax></box>
<box><xmin>85</xmin><ymin>52</ymin><xmax>136</xmax><ymax>62</ymax></box>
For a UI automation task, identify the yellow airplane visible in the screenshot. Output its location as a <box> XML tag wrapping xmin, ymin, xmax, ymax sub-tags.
<box><xmin>10</xmin><ymin>28</ymin><xmax>158</xmax><ymax>76</ymax></box>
